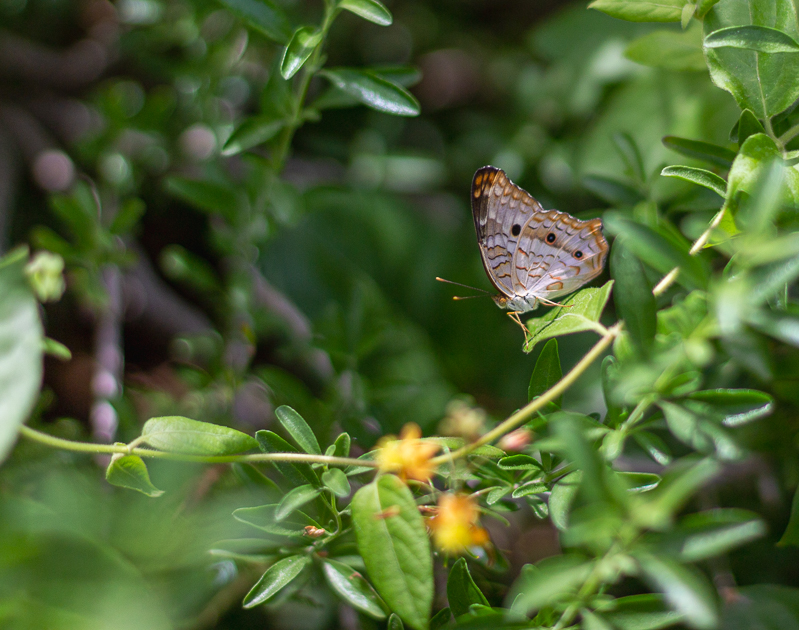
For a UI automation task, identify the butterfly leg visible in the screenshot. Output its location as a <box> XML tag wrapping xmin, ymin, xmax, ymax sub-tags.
<box><xmin>507</xmin><ymin>311</ymin><xmax>530</xmax><ymax>335</ymax></box>
<box><xmin>539</xmin><ymin>297</ymin><xmax>573</xmax><ymax>309</ymax></box>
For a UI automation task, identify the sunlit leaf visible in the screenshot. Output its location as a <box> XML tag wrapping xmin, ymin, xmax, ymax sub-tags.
<box><xmin>256</xmin><ymin>430</ymin><xmax>320</xmax><ymax>486</ymax></box>
<box><xmin>281</xmin><ymin>26</ymin><xmax>323</xmax><ymax>79</ymax></box>
<box><xmin>523</xmin><ymin>281</ymin><xmax>614</xmax><ymax>352</ymax></box>
<box><xmin>626</xmin><ymin>27</ymin><xmax>706</xmax><ymax>72</ymax></box>
<box><xmin>339</xmin><ymin>0</ymin><xmax>393</xmax><ymax>26</ymax></box>
<box><xmin>141</xmin><ymin>416</ymin><xmax>258</xmax><ymax>455</ymax></box>
<box><xmin>705</xmin><ymin>25</ymin><xmax>799</xmax><ymax>53</ymax></box>
<box><xmin>222</xmin><ymin>117</ymin><xmax>287</xmax><ymax>156</ymax></box>
<box><xmin>0</xmin><ymin>248</ymin><xmax>43</xmax><ymax>463</ymax></box>
<box><xmin>276</xmin><ymin>405</ymin><xmax>321</xmax><ymax>454</ymax></box>
<box><xmin>661</xmin><ymin>166</ymin><xmax>727</xmax><ymax>197</ymax></box>
<box><xmin>603</xmin><ymin>594</ymin><xmax>686</xmax><ymax>630</ymax></box>
<box><xmin>704</xmin><ymin>0</ymin><xmax>799</xmax><ymax>118</ymax></box>
<box><xmin>319</xmin><ymin>68</ymin><xmax>420</xmax><ymax>116</ymax></box>
<box><xmin>505</xmin><ymin>555</ymin><xmax>594</xmax><ymax>615</ymax></box>
<box><xmin>105</xmin><ymin>454</ymin><xmax>164</xmax><ymax>497</ymax></box>
<box><xmin>589</xmin><ymin>0</ymin><xmax>683</xmax><ymax>22</ymax></box>
<box><xmin>322</xmin><ymin>468</ymin><xmax>351</xmax><ymax>497</ymax></box>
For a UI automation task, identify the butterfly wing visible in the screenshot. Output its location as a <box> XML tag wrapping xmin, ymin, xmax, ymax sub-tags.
<box><xmin>513</xmin><ymin>211</ymin><xmax>608</xmax><ymax>301</ymax></box>
<box><xmin>471</xmin><ymin>166</ymin><xmax>545</xmax><ymax>298</ymax></box>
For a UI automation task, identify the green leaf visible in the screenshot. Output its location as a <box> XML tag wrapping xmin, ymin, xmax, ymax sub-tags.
<box><xmin>705</xmin><ymin>25</ymin><xmax>799</xmax><ymax>53</ymax></box>
<box><xmin>214</xmin><ymin>0</ymin><xmax>292</xmax><ymax>43</ymax></box>
<box><xmin>730</xmin><ymin>109</ymin><xmax>765</xmax><ymax>144</ymax></box>
<box><xmin>333</xmin><ymin>432</ymin><xmax>351</xmax><ymax>458</ymax></box>
<box><xmin>42</xmin><ymin>337</ymin><xmax>71</xmax><ymax>360</ymax></box>
<box><xmin>549</xmin><ymin>471</ymin><xmax>582</xmax><ymax>531</ymax></box>
<box><xmin>523</xmin><ymin>280</ymin><xmax>614</xmax><ymax>352</ymax></box>
<box><xmin>352</xmin><ymin>475</ymin><xmax>433</xmax><ymax>630</ymax></box>
<box><xmin>319</xmin><ymin>68</ymin><xmax>420</xmax><ymax>116</ymax></box>
<box><xmin>619</xmin><ymin>471</ymin><xmax>661</xmax><ymax>493</ymax></box>
<box><xmin>506</xmin><ymin>555</ymin><xmax>594</xmax><ymax>616</ymax></box>
<box><xmin>685</xmin><ymin>389</ymin><xmax>773</xmax><ymax>426</ymax></box>
<box><xmin>430</xmin><ymin>607</ymin><xmax>452</xmax><ymax>630</ymax></box>
<box><xmin>528</xmin><ymin>339</ymin><xmax>562</xmax><ymax>405</ymax></box>
<box><xmin>661</xmin><ymin>166</ymin><xmax>727</xmax><ymax>197</ymax></box>
<box><xmin>512</xmin><ymin>481</ymin><xmax>548</xmax><ymax>498</ymax></box>
<box><xmin>0</xmin><ymin>248</ymin><xmax>43</xmax><ymax>463</ymax></box>
<box><xmin>635</xmin><ymin>553</ymin><xmax>718</xmax><ymax>629</ymax></box>
<box><xmin>662</xmin><ymin>136</ymin><xmax>737</xmax><ymax>168</ymax></box>
<box><xmin>634</xmin><ymin>431</ymin><xmax>673</xmax><ymax>466</ymax></box>
<box><xmin>276</xmin><ymin>405</ymin><xmax>321</xmax><ymax>454</ymax></box>
<box><xmin>497</xmin><ymin>454</ymin><xmax>543</xmax><ymax>471</ymax></box>
<box><xmin>486</xmin><ymin>486</ymin><xmax>511</xmax><ymax>505</ymax></box>
<box><xmin>613</xmin><ymin>133</ymin><xmax>647</xmax><ymax>183</ymax></box>
<box><xmin>604</xmin><ymin>214</ymin><xmax>706</xmax><ymax>289</ymax></box>
<box><xmin>281</xmin><ymin>26</ymin><xmax>323</xmax><ymax>80</ymax></box>
<box><xmin>603</xmin><ymin>594</ymin><xmax>685</xmax><ymax>630</ymax></box>
<box><xmin>645</xmin><ymin>458</ymin><xmax>722</xmax><ymax>527</ymax></box>
<box><xmin>339</xmin><ymin>0</ymin><xmax>393</xmax><ymax>26</ymax></box>
<box><xmin>780</xmin><ymin>484</ymin><xmax>799</xmax><ymax>546</ymax></box>
<box><xmin>388</xmin><ymin>613</ymin><xmax>405</xmax><ymax>630</ymax></box>
<box><xmin>695</xmin><ymin>0</ymin><xmax>720</xmax><ymax>17</ymax></box>
<box><xmin>109</xmin><ymin>197</ymin><xmax>146</xmax><ymax>235</ymax></box>
<box><xmin>276</xmin><ymin>484</ymin><xmax>321</xmax><ymax>521</ymax></box>
<box><xmin>232</xmin><ymin>504</ymin><xmax>316</xmax><ymax>538</ymax></box>
<box><xmin>232</xmin><ymin>463</ymin><xmax>282</xmax><ymax>496</ymax></box>
<box><xmin>256</xmin><ymin>430</ymin><xmax>319</xmax><ymax>486</ymax></box>
<box><xmin>672</xmin><ymin>509</ymin><xmax>766</xmax><ymax>561</ymax></box>
<box><xmin>222</xmin><ymin>117</ymin><xmax>287</xmax><ymax>156</ymax></box>
<box><xmin>447</xmin><ymin>558</ymin><xmax>489</xmax><ymax>618</ymax></box>
<box><xmin>589</xmin><ymin>0</ymin><xmax>684</xmax><ymax>22</ymax></box>
<box><xmin>164</xmin><ymin>176</ymin><xmax>241</xmax><ymax>221</ymax></box>
<box><xmin>704</xmin><ymin>0</ymin><xmax>799</xmax><ymax>118</ymax></box>
<box><xmin>611</xmin><ymin>239</ymin><xmax>656</xmax><ymax>356</ymax></box>
<box><xmin>105</xmin><ymin>454</ymin><xmax>164</xmax><ymax>497</ymax></box>
<box><xmin>243</xmin><ymin>555</ymin><xmax>312</xmax><ymax>608</ymax></box>
<box><xmin>727</xmin><ymin>134</ymin><xmax>799</xmax><ymax>207</ymax></box>
<box><xmin>625</xmin><ymin>27</ymin><xmax>706</xmax><ymax>72</ymax></box>
<box><xmin>322</xmin><ymin>558</ymin><xmax>387</xmax><ymax>619</ymax></box>
<box><xmin>141</xmin><ymin>416</ymin><xmax>258</xmax><ymax>455</ymax></box>
<box><xmin>160</xmin><ymin>244</ymin><xmax>221</xmax><ymax>294</ymax></box>
<box><xmin>322</xmin><ymin>468</ymin><xmax>352</xmax><ymax>497</ymax></box>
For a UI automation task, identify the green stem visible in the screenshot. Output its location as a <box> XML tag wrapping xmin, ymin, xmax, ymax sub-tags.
<box><xmin>779</xmin><ymin>122</ymin><xmax>799</xmax><ymax>147</ymax></box>
<box><xmin>19</xmin><ymin>425</ymin><xmax>377</xmax><ymax>469</ymax></box>
<box><xmin>430</xmin><ymin>323</ymin><xmax>622</xmax><ymax>466</ymax></box>
<box><xmin>272</xmin><ymin>0</ymin><xmax>337</xmax><ymax>173</ymax></box>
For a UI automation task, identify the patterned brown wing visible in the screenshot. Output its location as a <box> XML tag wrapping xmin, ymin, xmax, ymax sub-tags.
<box><xmin>471</xmin><ymin>166</ymin><xmax>545</xmax><ymax>298</ymax></box>
<box><xmin>513</xmin><ymin>211</ymin><xmax>608</xmax><ymax>300</ymax></box>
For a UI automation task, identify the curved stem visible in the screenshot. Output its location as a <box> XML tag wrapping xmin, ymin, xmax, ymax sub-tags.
<box><xmin>430</xmin><ymin>323</ymin><xmax>622</xmax><ymax>466</ymax></box>
<box><xmin>18</xmin><ymin>425</ymin><xmax>377</xmax><ymax>468</ymax></box>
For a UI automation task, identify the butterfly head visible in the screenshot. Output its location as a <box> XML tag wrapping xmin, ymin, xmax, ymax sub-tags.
<box><xmin>493</xmin><ymin>294</ymin><xmax>539</xmax><ymax>313</ymax></box>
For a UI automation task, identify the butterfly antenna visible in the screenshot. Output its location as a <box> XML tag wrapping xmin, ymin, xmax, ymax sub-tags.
<box><xmin>435</xmin><ymin>277</ymin><xmax>490</xmax><ymax>294</ymax></box>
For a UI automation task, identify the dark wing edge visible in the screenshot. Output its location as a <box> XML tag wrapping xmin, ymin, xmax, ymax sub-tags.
<box><xmin>470</xmin><ymin>166</ymin><xmax>512</xmax><ymax>298</ymax></box>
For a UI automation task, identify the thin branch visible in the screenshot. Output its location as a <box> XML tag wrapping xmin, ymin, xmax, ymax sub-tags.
<box><xmin>18</xmin><ymin>425</ymin><xmax>377</xmax><ymax>468</ymax></box>
<box><xmin>430</xmin><ymin>323</ymin><xmax>622</xmax><ymax>465</ymax></box>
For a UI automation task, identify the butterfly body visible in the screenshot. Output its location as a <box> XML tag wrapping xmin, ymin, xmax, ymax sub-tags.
<box><xmin>471</xmin><ymin>166</ymin><xmax>608</xmax><ymax>321</ymax></box>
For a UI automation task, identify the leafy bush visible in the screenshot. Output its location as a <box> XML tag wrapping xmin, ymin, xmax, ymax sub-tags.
<box><xmin>2</xmin><ymin>0</ymin><xmax>799</xmax><ymax>628</ymax></box>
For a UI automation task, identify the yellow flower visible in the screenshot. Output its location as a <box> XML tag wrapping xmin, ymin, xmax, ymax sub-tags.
<box><xmin>376</xmin><ymin>423</ymin><xmax>439</xmax><ymax>482</ymax></box>
<box><xmin>428</xmin><ymin>493</ymin><xmax>490</xmax><ymax>554</ymax></box>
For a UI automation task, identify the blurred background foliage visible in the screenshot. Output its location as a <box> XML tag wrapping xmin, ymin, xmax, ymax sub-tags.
<box><xmin>3</xmin><ymin>0</ymin><xmax>799</xmax><ymax>626</ymax></box>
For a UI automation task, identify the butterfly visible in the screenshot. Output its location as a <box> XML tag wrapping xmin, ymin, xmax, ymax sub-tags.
<box><xmin>448</xmin><ymin>166</ymin><xmax>609</xmax><ymax>331</ymax></box>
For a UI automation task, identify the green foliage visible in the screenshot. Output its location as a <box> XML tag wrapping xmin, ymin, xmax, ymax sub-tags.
<box><xmin>4</xmin><ymin>0</ymin><xmax>799</xmax><ymax>627</ymax></box>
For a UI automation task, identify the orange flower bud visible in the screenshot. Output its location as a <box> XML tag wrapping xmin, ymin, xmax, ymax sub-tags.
<box><xmin>427</xmin><ymin>493</ymin><xmax>490</xmax><ymax>554</ymax></box>
<box><xmin>376</xmin><ymin>423</ymin><xmax>440</xmax><ymax>482</ymax></box>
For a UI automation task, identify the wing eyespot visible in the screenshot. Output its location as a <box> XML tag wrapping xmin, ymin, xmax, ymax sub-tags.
<box><xmin>511</xmin><ymin>224</ymin><xmax>521</xmax><ymax>236</ymax></box>
<box><xmin>574</xmin><ymin>251</ymin><xmax>583</xmax><ymax>259</ymax></box>
<box><xmin>546</xmin><ymin>233</ymin><xmax>556</xmax><ymax>243</ymax></box>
